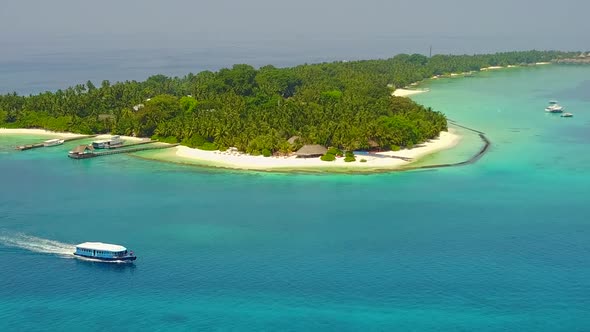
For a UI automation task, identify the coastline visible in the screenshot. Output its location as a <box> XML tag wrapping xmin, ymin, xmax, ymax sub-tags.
<box><xmin>2</xmin><ymin>55</ymin><xmax>562</xmax><ymax>174</ymax></box>
<box><xmin>6</xmin><ymin>61</ymin><xmax>510</xmax><ymax>173</ymax></box>
<box><xmin>138</xmin><ymin>129</ymin><xmax>461</xmax><ymax>172</ymax></box>
<box><xmin>392</xmin><ymin>88</ymin><xmax>429</xmax><ymax>97</ymax></box>
<box><xmin>0</xmin><ymin>128</ymin><xmax>143</xmax><ymax>142</ymax></box>
<box><xmin>1</xmin><ymin>127</ymin><xmax>462</xmax><ymax>172</ymax></box>
<box><xmin>392</xmin><ymin>62</ymin><xmax>552</xmax><ymax>97</ymax></box>
<box><xmin>0</xmin><ymin>128</ymin><xmax>86</xmax><ymax>138</ymax></box>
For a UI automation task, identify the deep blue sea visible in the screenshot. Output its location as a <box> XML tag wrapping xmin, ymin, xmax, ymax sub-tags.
<box><xmin>1</xmin><ymin>61</ymin><xmax>590</xmax><ymax>330</ymax></box>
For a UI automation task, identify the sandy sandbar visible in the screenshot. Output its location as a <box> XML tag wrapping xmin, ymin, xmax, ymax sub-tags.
<box><xmin>392</xmin><ymin>88</ymin><xmax>429</xmax><ymax>97</ymax></box>
<box><xmin>0</xmin><ymin>128</ymin><xmax>85</xmax><ymax>138</ymax></box>
<box><xmin>163</xmin><ymin>129</ymin><xmax>460</xmax><ymax>171</ymax></box>
<box><xmin>0</xmin><ymin>128</ymin><xmax>143</xmax><ymax>143</ymax></box>
<box><xmin>3</xmin><ymin>128</ymin><xmax>461</xmax><ymax>173</ymax></box>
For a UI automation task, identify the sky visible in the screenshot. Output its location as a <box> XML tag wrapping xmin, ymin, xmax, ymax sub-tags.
<box><xmin>1</xmin><ymin>0</ymin><xmax>587</xmax><ymax>55</ymax></box>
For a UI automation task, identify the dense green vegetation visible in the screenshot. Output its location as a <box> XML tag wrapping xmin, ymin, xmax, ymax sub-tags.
<box><xmin>0</xmin><ymin>50</ymin><xmax>575</xmax><ymax>154</ymax></box>
<box><xmin>320</xmin><ymin>153</ymin><xmax>336</xmax><ymax>162</ymax></box>
<box><xmin>344</xmin><ymin>151</ymin><xmax>356</xmax><ymax>163</ymax></box>
<box><xmin>321</xmin><ymin>147</ymin><xmax>346</xmax><ymax>162</ymax></box>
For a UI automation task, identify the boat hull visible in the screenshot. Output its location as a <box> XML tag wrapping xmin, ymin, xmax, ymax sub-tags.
<box><xmin>44</xmin><ymin>140</ymin><xmax>65</xmax><ymax>147</ymax></box>
<box><xmin>106</xmin><ymin>143</ymin><xmax>124</xmax><ymax>149</ymax></box>
<box><xmin>545</xmin><ymin>108</ymin><xmax>563</xmax><ymax>113</ymax></box>
<box><xmin>74</xmin><ymin>253</ymin><xmax>137</xmax><ymax>262</ymax></box>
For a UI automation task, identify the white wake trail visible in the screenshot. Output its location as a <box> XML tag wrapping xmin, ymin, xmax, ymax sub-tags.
<box><xmin>0</xmin><ymin>232</ymin><xmax>75</xmax><ymax>257</ymax></box>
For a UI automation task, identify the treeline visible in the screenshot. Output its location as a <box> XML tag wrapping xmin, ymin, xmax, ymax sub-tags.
<box><xmin>0</xmin><ymin>50</ymin><xmax>575</xmax><ymax>154</ymax></box>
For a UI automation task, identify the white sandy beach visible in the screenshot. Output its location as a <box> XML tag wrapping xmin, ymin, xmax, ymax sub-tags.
<box><xmin>170</xmin><ymin>129</ymin><xmax>460</xmax><ymax>171</ymax></box>
<box><xmin>480</xmin><ymin>66</ymin><xmax>504</xmax><ymax>71</ymax></box>
<box><xmin>392</xmin><ymin>88</ymin><xmax>429</xmax><ymax>97</ymax></box>
<box><xmin>0</xmin><ymin>128</ymin><xmax>143</xmax><ymax>142</ymax></box>
<box><xmin>0</xmin><ymin>128</ymin><xmax>85</xmax><ymax>138</ymax></box>
<box><xmin>2</xmin><ymin>127</ymin><xmax>461</xmax><ymax>172</ymax></box>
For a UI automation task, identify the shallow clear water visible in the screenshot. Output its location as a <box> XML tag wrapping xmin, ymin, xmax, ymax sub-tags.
<box><xmin>1</xmin><ymin>65</ymin><xmax>589</xmax><ymax>331</ymax></box>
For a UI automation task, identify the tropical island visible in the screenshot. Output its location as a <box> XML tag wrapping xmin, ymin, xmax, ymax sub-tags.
<box><xmin>0</xmin><ymin>50</ymin><xmax>578</xmax><ymax>171</ymax></box>
<box><xmin>553</xmin><ymin>52</ymin><xmax>590</xmax><ymax>64</ymax></box>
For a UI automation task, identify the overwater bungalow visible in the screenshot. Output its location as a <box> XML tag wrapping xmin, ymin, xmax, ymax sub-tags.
<box><xmin>294</xmin><ymin>144</ymin><xmax>327</xmax><ymax>158</ymax></box>
<box><xmin>68</xmin><ymin>145</ymin><xmax>95</xmax><ymax>159</ymax></box>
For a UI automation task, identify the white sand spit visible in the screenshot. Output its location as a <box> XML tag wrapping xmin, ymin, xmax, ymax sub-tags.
<box><xmin>392</xmin><ymin>88</ymin><xmax>429</xmax><ymax>97</ymax></box>
<box><xmin>0</xmin><ymin>128</ymin><xmax>144</xmax><ymax>143</ymax></box>
<box><xmin>172</xmin><ymin>129</ymin><xmax>460</xmax><ymax>171</ymax></box>
<box><xmin>0</xmin><ymin>128</ymin><xmax>84</xmax><ymax>138</ymax></box>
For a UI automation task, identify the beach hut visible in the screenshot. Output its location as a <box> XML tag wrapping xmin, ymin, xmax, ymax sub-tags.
<box><xmin>367</xmin><ymin>139</ymin><xmax>380</xmax><ymax>151</ymax></box>
<box><xmin>294</xmin><ymin>144</ymin><xmax>327</xmax><ymax>158</ymax></box>
<box><xmin>98</xmin><ymin>114</ymin><xmax>115</xmax><ymax>121</ymax></box>
<box><xmin>68</xmin><ymin>145</ymin><xmax>95</xmax><ymax>159</ymax></box>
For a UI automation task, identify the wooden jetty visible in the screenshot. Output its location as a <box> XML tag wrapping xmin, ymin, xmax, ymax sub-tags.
<box><xmin>16</xmin><ymin>143</ymin><xmax>44</xmax><ymax>151</ymax></box>
<box><xmin>15</xmin><ymin>135</ymin><xmax>97</xmax><ymax>151</ymax></box>
<box><xmin>68</xmin><ymin>143</ymin><xmax>178</xmax><ymax>159</ymax></box>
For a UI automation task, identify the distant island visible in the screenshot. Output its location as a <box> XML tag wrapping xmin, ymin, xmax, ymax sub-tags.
<box><xmin>0</xmin><ymin>50</ymin><xmax>578</xmax><ymax>170</ymax></box>
<box><xmin>553</xmin><ymin>52</ymin><xmax>590</xmax><ymax>64</ymax></box>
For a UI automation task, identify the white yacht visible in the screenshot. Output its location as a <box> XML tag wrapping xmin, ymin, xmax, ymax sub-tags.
<box><xmin>43</xmin><ymin>138</ymin><xmax>65</xmax><ymax>147</ymax></box>
<box><xmin>545</xmin><ymin>100</ymin><xmax>564</xmax><ymax>113</ymax></box>
<box><xmin>92</xmin><ymin>135</ymin><xmax>124</xmax><ymax>149</ymax></box>
<box><xmin>74</xmin><ymin>242</ymin><xmax>137</xmax><ymax>262</ymax></box>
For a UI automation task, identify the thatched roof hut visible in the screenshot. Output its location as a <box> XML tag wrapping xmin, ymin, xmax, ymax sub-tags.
<box><xmin>295</xmin><ymin>144</ymin><xmax>327</xmax><ymax>158</ymax></box>
<box><xmin>71</xmin><ymin>145</ymin><xmax>94</xmax><ymax>154</ymax></box>
<box><xmin>367</xmin><ymin>139</ymin><xmax>381</xmax><ymax>151</ymax></box>
<box><xmin>68</xmin><ymin>145</ymin><xmax>95</xmax><ymax>159</ymax></box>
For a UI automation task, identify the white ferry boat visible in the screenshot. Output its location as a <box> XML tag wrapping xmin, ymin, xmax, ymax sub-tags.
<box><xmin>545</xmin><ymin>100</ymin><xmax>564</xmax><ymax>113</ymax></box>
<box><xmin>74</xmin><ymin>242</ymin><xmax>137</xmax><ymax>262</ymax></box>
<box><xmin>92</xmin><ymin>135</ymin><xmax>124</xmax><ymax>149</ymax></box>
<box><xmin>43</xmin><ymin>138</ymin><xmax>65</xmax><ymax>147</ymax></box>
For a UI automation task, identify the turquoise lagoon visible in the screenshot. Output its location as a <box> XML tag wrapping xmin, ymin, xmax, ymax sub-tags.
<box><xmin>1</xmin><ymin>64</ymin><xmax>589</xmax><ymax>331</ymax></box>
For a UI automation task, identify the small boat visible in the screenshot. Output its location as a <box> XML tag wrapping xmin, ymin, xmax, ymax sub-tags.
<box><xmin>74</xmin><ymin>242</ymin><xmax>137</xmax><ymax>262</ymax></box>
<box><xmin>92</xmin><ymin>135</ymin><xmax>124</xmax><ymax>149</ymax></box>
<box><xmin>43</xmin><ymin>138</ymin><xmax>65</xmax><ymax>147</ymax></box>
<box><xmin>561</xmin><ymin>112</ymin><xmax>573</xmax><ymax>118</ymax></box>
<box><xmin>545</xmin><ymin>100</ymin><xmax>564</xmax><ymax>113</ymax></box>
